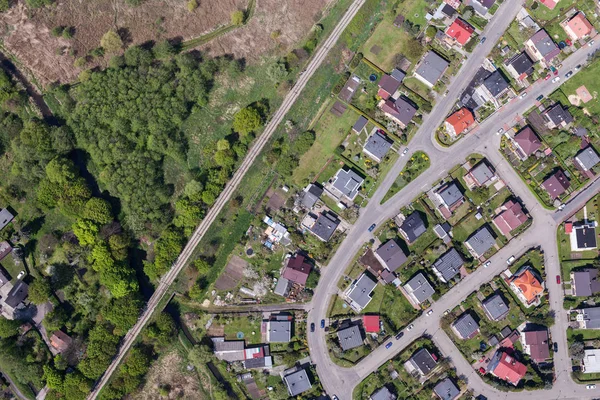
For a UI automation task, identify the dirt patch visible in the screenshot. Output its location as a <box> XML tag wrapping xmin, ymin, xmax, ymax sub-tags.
<box><xmin>370</xmin><ymin>45</ymin><xmax>382</xmax><ymax>55</ymax></box>
<box><xmin>330</xmin><ymin>100</ymin><xmax>347</xmax><ymax>116</ymax></box>
<box><xmin>266</xmin><ymin>190</ymin><xmax>285</xmax><ymax>212</ymax></box>
<box><xmin>132</xmin><ymin>351</ymin><xmax>205</xmax><ymax>400</ymax></box>
<box><xmin>568</xmin><ymin>94</ymin><xmax>582</xmax><ymax>106</ymax></box>
<box><xmin>214</xmin><ymin>255</ymin><xmax>247</xmax><ymax>291</ymax></box>
<box><xmin>207</xmin><ymin>323</ymin><xmax>225</xmax><ymax>337</ymax></box>
<box><xmin>526</xmin><ymin>110</ymin><xmax>550</xmax><ymax>136</ymax></box>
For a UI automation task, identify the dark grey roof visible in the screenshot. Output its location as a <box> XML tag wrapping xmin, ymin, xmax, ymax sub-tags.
<box><xmin>399</xmin><ymin>212</ymin><xmax>427</xmax><ymax>243</ymax></box>
<box><xmin>506</xmin><ymin>52</ymin><xmax>534</xmax><ymax>76</ymax></box>
<box><xmin>371</xmin><ymin>386</ymin><xmax>396</xmax><ymax>400</ymax></box>
<box><xmin>332</xmin><ymin>168</ymin><xmax>364</xmax><ymax>199</ymax></box>
<box><xmin>337</xmin><ymin>325</ymin><xmax>364</xmax><ymax>351</ymax></box>
<box><xmin>415</xmin><ymin>51</ymin><xmax>449</xmax><ymax>85</ymax></box>
<box><xmin>572</xmin><ymin>269</ymin><xmax>600</xmax><ymax>297</ymax></box>
<box><xmin>381</xmin><ymin>97</ymin><xmax>418</xmax><ymax>126</ymax></box>
<box><xmin>544</xmin><ymin>103</ymin><xmax>573</xmax><ymax>126</ymax></box>
<box><xmin>452</xmin><ymin>313</ymin><xmax>480</xmax><ymax>339</ymax></box>
<box><xmin>575</xmin><ymin>147</ymin><xmax>600</xmax><ymax>170</ymax></box>
<box><xmin>376</xmin><ymin>239</ymin><xmax>408</xmax><ymax>272</ymax></box>
<box><xmin>363</xmin><ymin>131</ymin><xmax>393</xmax><ymax>161</ymax></box>
<box><xmin>212</xmin><ymin>338</ymin><xmax>245</xmax><ymax>352</ymax></box>
<box><xmin>353</xmin><ymin>115</ymin><xmax>369</xmax><ymax>133</ymax></box>
<box><xmin>581</xmin><ymin>307</ymin><xmax>600</xmax><ymax>329</ymax></box>
<box><xmin>482</xmin><ymin>294</ymin><xmax>510</xmax><ymax>321</ymax></box>
<box><xmin>482</xmin><ymin>70</ymin><xmax>509</xmax><ymax>97</ymax></box>
<box><xmin>347</xmin><ymin>274</ymin><xmax>377</xmax><ymax>310</ymax></box>
<box><xmin>410</xmin><ymin>348</ymin><xmax>437</xmax><ymax>375</ymax></box>
<box><xmin>432</xmin><ymin>248</ymin><xmax>464</xmax><ymax>282</ymax></box>
<box><xmin>0</xmin><ymin>209</ymin><xmax>14</xmax><ymax>231</ymax></box>
<box><xmin>469</xmin><ymin>161</ymin><xmax>495</xmax><ymax>185</ymax></box>
<box><xmin>574</xmin><ymin>126</ymin><xmax>588</xmax><ymax>137</ymax></box>
<box><xmin>243</xmin><ymin>356</ymin><xmax>272</xmax><ymax>369</ymax></box>
<box><xmin>5</xmin><ymin>280</ymin><xmax>28</xmax><ymax>308</ymax></box>
<box><xmin>465</xmin><ymin>226</ymin><xmax>496</xmax><ymax>257</ymax></box>
<box><xmin>274</xmin><ymin>277</ymin><xmax>291</xmax><ymax>297</ymax></box>
<box><xmin>269</xmin><ymin>320</ymin><xmax>292</xmax><ymax>342</ymax></box>
<box><xmin>301</xmin><ymin>184</ymin><xmax>323</xmax><ymax>209</ymax></box>
<box><xmin>433</xmin><ymin>378</ymin><xmax>460</xmax><ymax>400</ymax></box>
<box><xmin>0</xmin><ymin>266</ymin><xmax>10</xmax><ymax>286</ymax></box>
<box><xmin>438</xmin><ymin>182</ymin><xmax>463</xmax><ymax>207</ymax></box>
<box><xmin>500</xmin><ymin>326</ymin><xmax>512</xmax><ymax>338</ymax></box>
<box><xmin>441</xmin><ymin>3</ymin><xmax>456</xmax><ymax>16</ymax></box>
<box><xmin>311</xmin><ymin>211</ymin><xmax>340</xmax><ymax>242</ymax></box>
<box><xmin>391</xmin><ymin>68</ymin><xmax>406</xmax><ymax>83</ymax></box>
<box><xmin>404</xmin><ymin>273</ymin><xmax>435</xmax><ymax>304</ymax></box>
<box><xmin>575</xmin><ymin>225</ymin><xmax>597</xmax><ymax>249</ymax></box>
<box><xmin>283</xmin><ymin>369</ymin><xmax>312</xmax><ymax>396</ymax></box>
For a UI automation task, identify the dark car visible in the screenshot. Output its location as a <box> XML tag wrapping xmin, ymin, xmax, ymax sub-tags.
<box><xmin>565</xmin><ymin>71</ymin><xmax>573</xmax><ymax>78</ymax></box>
<box><xmin>368</xmin><ymin>223</ymin><xmax>376</xmax><ymax>232</ymax></box>
<box><xmin>480</xmin><ymin>37</ymin><xmax>486</xmax><ymax>44</ymax></box>
<box><xmin>385</xmin><ymin>342</ymin><xmax>393</xmax><ymax>349</ymax></box>
<box><xmin>320</xmin><ymin>319</ymin><xmax>325</xmax><ymax>329</ymax></box>
<box><xmin>395</xmin><ymin>332</ymin><xmax>404</xmax><ymax>340</ymax></box>
<box><xmin>536</xmin><ymin>95</ymin><xmax>544</xmax><ymax>101</ymax></box>
<box><xmin>554</xmin><ymin>342</ymin><xmax>558</xmax><ymax>352</ymax></box>
<box><xmin>310</xmin><ymin>323</ymin><xmax>315</xmax><ymax>332</ymax></box>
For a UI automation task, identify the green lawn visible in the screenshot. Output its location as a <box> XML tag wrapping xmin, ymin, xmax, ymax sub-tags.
<box><xmin>560</xmin><ymin>58</ymin><xmax>600</xmax><ymax>117</ymax></box>
<box><xmin>372</xmin><ymin>286</ymin><xmax>419</xmax><ymax>331</ymax></box>
<box><xmin>382</xmin><ymin>151</ymin><xmax>430</xmax><ymax>203</ymax></box>
<box><xmin>525</xmin><ymin>0</ymin><xmax>571</xmax><ymax>21</ymax></box>
<box><xmin>329</xmin><ymin>295</ymin><xmax>355</xmax><ymax>318</ymax></box>
<box><xmin>222</xmin><ymin>315</ymin><xmax>263</xmax><ymax>344</ymax></box>
<box><xmin>451</xmin><ymin>212</ymin><xmax>486</xmax><ymax>242</ymax></box>
<box><xmin>362</xmin><ymin>284</ymin><xmax>387</xmax><ymax>314</ymax></box>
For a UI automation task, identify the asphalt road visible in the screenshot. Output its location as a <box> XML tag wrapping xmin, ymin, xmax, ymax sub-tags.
<box><xmin>306</xmin><ymin>7</ymin><xmax>600</xmax><ymax>400</ymax></box>
<box><xmin>85</xmin><ymin>0</ymin><xmax>368</xmax><ymax>397</ymax></box>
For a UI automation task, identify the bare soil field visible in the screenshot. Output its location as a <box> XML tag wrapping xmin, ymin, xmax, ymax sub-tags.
<box><xmin>0</xmin><ymin>0</ymin><xmax>333</xmax><ymax>87</ymax></box>
<box><xmin>214</xmin><ymin>255</ymin><xmax>247</xmax><ymax>291</ymax></box>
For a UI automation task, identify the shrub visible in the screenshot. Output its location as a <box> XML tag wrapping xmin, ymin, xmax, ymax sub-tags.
<box><xmin>187</xmin><ymin>0</ymin><xmax>198</xmax><ymax>11</ymax></box>
<box><xmin>231</xmin><ymin>10</ymin><xmax>245</xmax><ymax>25</ymax></box>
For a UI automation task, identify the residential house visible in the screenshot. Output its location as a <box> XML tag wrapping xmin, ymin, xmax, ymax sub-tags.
<box><xmin>363</xmin><ymin>130</ymin><xmax>394</xmax><ymax>162</ymax></box>
<box><xmin>267</xmin><ymin>314</ymin><xmax>292</xmax><ymax>343</ymax></box>
<box><xmin>363</xmin><ymin>315</ymin><xmax>380</xmax><ymax>334</ymax></box>
<box><xmin>380</xmin><ymin>97</ymin><xmax>418</xmax><ymax>128</ymax></box>
<box><xmin>466</xmin><ymin>0</ymin><xmax>495</xmax><ymax>16</ymax></box>
<box><xmin>574</xmin><ymin>146</ymin><xmax>600</xmax><ymax>174</ymax></box>
<box><xmin>464</xmin><ymin>226</ymin><xmax>496</xmax><ymax>258</ymax></box>
<box><xmin>436</xmin><ymin>181</ymin><xmax>465</xmax><ymax>214</ymax></box>
<box><xmin>445</xmin><ymin>18</ymin><xmax>475</xmax><ymax>46</ymax></box>
<box><xmin>353</xmin><ymin>115</ymin><xmax>369</xmax><ymax>134</ymax></box>
<box><xmin>398</xmin><ymin>212</ymin><xmax>427</xmax><ymax>244</ymax></box>
<box><xmin>563</xmin><ymin>12</ymin><xmax>594</xmax><ymax>42</ymax></box>
<box><xmin>403</xmin><ymin>273</ymin><xmax>435</xmax><ymax>305</ymax></box>
<box><xmin>570</xmin><ymin>222</ymin><xmax>597</xmax><ymax>251</ymax></box>
<box><xmin>482</xmin><ymin>294</ymin><xmax>509</xmax><ymax>321</ymax></box>
<box><xmin>576</xmin><ymin>307</ymin><xmax>600</xmax><ymax>329</ymax></box>
<box><xmin>263</xmin><ymin>216</ymin><xmax>291</xmax><ymax>247</ymax></box>
<box><xmin>243</xmin><ymin>347</ymin><xmax>273</xmax><ymax>369</ymax></box>
<box><xmin>0</xmin><ymin>241</ymin><xmax>12</xmax><ymax>262</ymax></box>
<box><xmin>433</xmin><ymin>222</ymin><xmax>453</xmax><ymax>244</ymax></box>
<box><xmin>511</xmin><ymin>126</ymin><xmax>542</xmax><ymax>160</ymax></box>
<box><xmin>375</xmin><ymin>239</ymin><xmax>408</xmax><ymax>272</ymax></box>
<box><xmin>300</xmin><ymin>183</ymin><xmax>323</xmax><ymax>209</ymax></box>
<box><xmin>444</xmin><ymin>0</ymin><xmax>461</xmax><ymax>9</ymax></box>
<box><xmin>571</xmin><ymin>269</ymin><xmax>600</xmax><ymax>296</ymax></box>
<box><xmin>283</xmin><ymin>368</ymin><xmax>312</xmax><ymax>396</ymax></box>
<box><xmin>583</xmin><ymin>349</ymin><xmax>600</xmax><ymax>373</ymax></box>
<box><xmin>407</xmin><ymin>348</ymin><xmax>438</xmax><ymax>376</ymax></box>
<box><xmin>0</xmin><ymin>266</ymin><xmax>10</xmax><ymax>287</ymax></box>
<box><xmin>521</xmin><ymin>329</ymin><xmax>550</xmax><ymax>363</ymax></box>
<box><xmin>541</xmin><ymin>170</ymin><xmax>570</xmax><ymax>199</ymax></box>
<box><xmin>274</xmin><ymin>278</ymin><xmax>291</xmax><ymax>297</ymax></box>
<box><xmin>524</xmin><ymin>29</ymin><xmax>560</xmax><ymax>66</ymax></box>
<box><xmin>337</xmin><ymin>324</ymin><xmax>364</xmax><ymax>351</ymax></box>
<box><xmin>309</xmin><ymin>211</ymin><xmax>341</xmax><ymax>242</ymax></box>
<box><xmin>282</xmin><ymin>255</ymin><xmax>312</xmax><ymax>286</ymax></box>
<box><xmin>345</xmin><ymin>273</ymin><xmax>378</xmax><ymax>312</ymax></box>
<box><xmin>432</xmin><ymin>248</ymin><xmax>464</xmax><ymax>283</ymax></box>
<box><xmin>487</xmin><ymin>351</ymin><xmax>527</xmax><ymax>385</ymax></box>
<box><xmin>451</xmin><ymin>313</ymin><xmax>480</xmax><ymax>339</ymax></box>
<box><xmin>509</xmin><ymin>266</ymin><xmax>544</xmax><ymax>306</ymax></box>
<box><xmin>414</xmin><ymin>51</ymin><xmax>450</xmax><ymax>88</ymax></box>
<box><xmin>50</xmin><ymin>330</ymin><xmax>72</xmax><ymax>353</ymax></box>
<box><xmin>444</xmin><ymin>108</ymin><xmax>476</xmax><ymax>137</ymax></box>
<box><xmin>340</xmin><ymin>75</ymin><xmax>361</xmax><ymax>102</ymax></box>
<box><xmin>378</xmin><ymin>69</ymin><xmax>405</xmax><ymax>99</ymax></box>
<box><xmin>441</xmin><ymin>4</ymin><xmax>457</xmax><ymax>17</ymax></box>
<box><xmin>476</xmin><ymin>70</ymin><xmax>510</xmax><ymax>107</ymax></box>
<box><xmin>370</xmin><ymin>386</ymin><xmax>397</xmax><ymax>400</ymax></box>
<box><xmin>330</xmin><ymin>168</ymin><xmax>364</xmax><ymax>201</ymax></box>
<box><xmin>2</xmin><ymin>280</ymin><xmax>28</xmax><ymax>318</ymax></box>
<box><xmin>464</xmin><ymin>161</ymin><xmax>497</xmax><ymax>188</ymax></box>
<box><xmin>543</xmin><ymin>103</ymin><xmax>573</xmax><ymax>129</ymax></box>
<box><xmin>433</xmin><ymin>378</ymin><xmax>460</xmax><ymax>400</ymax></box>
<box><xmin>505</xmin><ymin>52</ymin><xmax>535</xmax><ymax>82</ymax></box>
<box><xmin>212</xmin><ymin>338</ymin><xmax>246</xmax><ymax>362</ymax></box>
<box><xmin>539</xmin><ymin>0</ymin><xmax>558</xmax><ymax>10</ymax></box>
<box><xmin>0</xmin><ymin>209</ymin><xmax>14</xmax><ymax>231</ymax></box>
<box><xmin>492</xmin><ymin>200</ymin><xmax>528</xmax><ymax>237</ymax></box>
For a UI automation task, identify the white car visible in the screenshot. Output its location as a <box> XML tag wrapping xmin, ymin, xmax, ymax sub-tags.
<box><xmin>496</xmin><ymin>128</ymin><xmax>504</xmax><ymax>135</ymax></box>
<box><xmin>552</xmin><ymin>76</ymin><xmax>561</xmax><ymax>83</ymax></box>
<box><xmin>589</xmin><ymin>40</ymin><xmax>595</xmax><ymax>47</ymax></box>
<box><xmin>507</xmin><ymin>256</ymin><xmax>515</xmax><ymax>265</ymax></box>
<box><xmin>586</xmin><ymin>384</ymin><xmax>596</xmax><ymax>389</ymax></box>
<box><xmin>484</xmin><ymin>261</ymin><xmax>491</xmax><ymax>268</ymax></box>
<box><xmin>519</xmin><ymin>92</ymin><xmax>528</xmax><ymax>99</ymax></box>
<box><xmin>426</xmin><ymin>309</ymin><xmax>434</xmax><ymax>316</ymax></box>
<box><xmin>401</xmin><ymin>148</ymin><xmax>409</xmax><ymax>156</ymax></box>
<box><xmin>16</xmin><ymin>270</ymin><xmax>25</xmax><ymax>280</ymax></box>
<box><xmin>444</xmin><ymin>309</ymin><xmax>450</xmax><ymax>316</ymax></box>
<box><xmin>407</xmin><ymin>324</ymin><xmax>414</xmax><ymax>330</ymax></box>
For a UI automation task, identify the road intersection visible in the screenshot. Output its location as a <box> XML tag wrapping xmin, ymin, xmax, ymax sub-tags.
<box><xmin>307</xmin><ymin>2</ymin><xmax>600</xmax><ymax>399</ymax></box>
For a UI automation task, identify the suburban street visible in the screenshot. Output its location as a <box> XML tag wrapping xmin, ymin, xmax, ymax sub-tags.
<box><xmin>85</xmin><ymin>0</ymin><xmax>369</xmax><ymax>397</ymax></box>
<box><xmin>306</xmin><ymin>2</ymin><xmax>600</xmax><ymax>398</ymax></box>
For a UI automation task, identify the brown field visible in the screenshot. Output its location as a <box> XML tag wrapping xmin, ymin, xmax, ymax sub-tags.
<box><xmin>0</xmin><ymin>0</ymin><xmax>333</xmax><ymax>87</ymax></box>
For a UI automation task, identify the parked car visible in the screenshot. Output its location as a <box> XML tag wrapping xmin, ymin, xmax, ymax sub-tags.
<box><xmin>320</xmin><ymin>319</ymin><xmax>325</xmax><ymax>329</ymax></box>
<box><xmin>444</xmin><ymin>309</ymin><xmax>450</xmax><ymax>316</ymax></box>
<box><xmin>480</xmin><ymin>37</ymin><xmax>486</xmax><ymax>44</ymax></box>
<box><xmin>395</xmin><ymin>332</ymin><xmax>404</xmax><ymax>340</ymax></box>
<box><xmin>556</xmin><ymin>275</ymin><xmax>561</xmax><ymax>284</ymax></box>
<box><xmin>478</xmin><ymin>367</ymin><xmax>486</xmax><ymax>374</ymax></box>
<box><xmin>536</xmin><ymin>94</ymin><xmax>544</xmax><ymax>101</ymax></box>
<box><xmin>407</xmin><ymin>324</ymin><xmax>414</xmax><ymax>331</ymax></box>
<box><xmin>544</xmin><ymin>74</ymin><xmax>551</xmax><ymax>80</ymax></box>
<box><xmin>506</xmin><ymin>256</ymin><xmax>515</xmax><ymax>265</ymax></box>
<box><xmin>575</xmin><ymin>64</ymin><xmax>581</xmax><ymax>71</ymax></box>
<box><xmin>552</xmin><ymin>76</ymin><xmax>561</xmax><ymax>83</ymax></box>
<box><xmin>426</xmin><ymin>309</ymin><xmax>434</xmax><ymax>316</ymax></box>
<box><xmin>553</xmin><ymin>342</ymin><xmax>558</xmax><ymax>352</ymax></box>
<box><xmin>310</xmin><ymin>323</ymin><xmax>315</xmax><ymax>332</ymax></box>
<box><xmin>496</xmin><ymin>128</ymin><xmax>504</xmax><ymax>135</ymax></box>
<box><xmin>565</xmin><ymin>71</ymin><xmax>573</xmax><ymax>78</ymax></box>
<box><xmin>519</xmin><ymin>92</ymin><xmax>528</xmax><ymax>99</ymax></box>
<box><xmin>332</xmin><ymin>396</ymin><xmax>339</xmax><ymax>400</ymax></box>
<box><xmin>589</xmin><ymin>40</ymin><xmax>595</xmax><ymax>47</ymax></box>
<box><xmin>402</xmin><ymin>148</ymin><xmax>410</xmax><ymax>156</ymax></box>
<box><xmin>385</xmin><ymin>342</ymin><xmax>393</xmax><ymax>349</ymax></box>
<box><xmin>558</xmin><ymin>203</ymin><xmax>566</xmax><ymax>210</ymax></box>
<box><xmin>484</xmin><ymin>261</ymin><xmax>491</xmax><ymax>268</ymax></box>
<box><xmin>16</xmin><ymin>271</ymin><xmax>25</xmax><ymax>280</ymax></box>
<box><xmin>586</xmin><ymin>384</ymin><xmax>596</xmax><ymax>389</ymax></box>
<box><xmin>368</xmin><ymin>223</ymin><xmax>376</xmax><ymax>232</ymax></box>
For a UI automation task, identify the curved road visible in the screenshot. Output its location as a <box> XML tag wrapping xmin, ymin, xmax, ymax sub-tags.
<box><xmin>86</xmin><ymin>0</ymin><xmax>367</xmax><ymax>397</ymax></box>
<box><xmin>307</xmin><ymin>9</ymin><xmax>600</xmax><ymax>400</ymax></box>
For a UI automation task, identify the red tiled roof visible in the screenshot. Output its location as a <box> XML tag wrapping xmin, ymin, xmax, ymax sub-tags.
<box><xmin>492</xmin><ymin>352</ymin><xmax>527</xmax><ymax>385</ymax></box>
<box><xmin>565</xmin><ymin>12</ymin><xmax>593</xmax><ymax>40</ymax></box>
<box><xmin>445</xmin><ymin>18</ymin><xmax>475</xmax><ymax>45</ymax></box>
<box><xmin>493</xmin><ymin>201</ymin><xmax>528</xmax><ymax>236</ymax></box>
<box><xmin>539</xmin><ymin>0</ymin><xmax>558</xmax><ymax>10</ymax></box>
<box><xmin>281</xmin><ymin>255</ymin><xmax>311</xmax><ymax>286</ymax></box>
<box><xmin>514</xmin><ymin>127</ymin><xmax>541</xmax><ymax>156</ymax></box>
<box><xmin>445</xmin><ymin>108</ymin><xmax>475</xmax><ymax>135</ymax></box>
<box><xmin>363</xmin><ymin>315</ymin><xmax>380</xmax><ymax>333</ymax></box>
<box><xmin>565</xmin><ymin>222</ymin><xmax>573</xmax><ymax>234</ymax></box>
<box><xmin>511</xmin><ymin>269</ymin><xmax>544</xmax><ymax>303</ymax></box>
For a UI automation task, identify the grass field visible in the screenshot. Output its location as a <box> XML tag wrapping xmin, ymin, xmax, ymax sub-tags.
<box><xmin>525</xmin><ymin>0</ymin><xmax>571</xmax><ymax>21</ymax></box>
<box><xmin>560</xmin><ymin>59</ymin><xmax>600</xmax><ymax>116</ymax></box>
<box><xmin>382</xmin><ymin>151</ymin><xmax>430</xmax><ymax>203</ymax></box>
